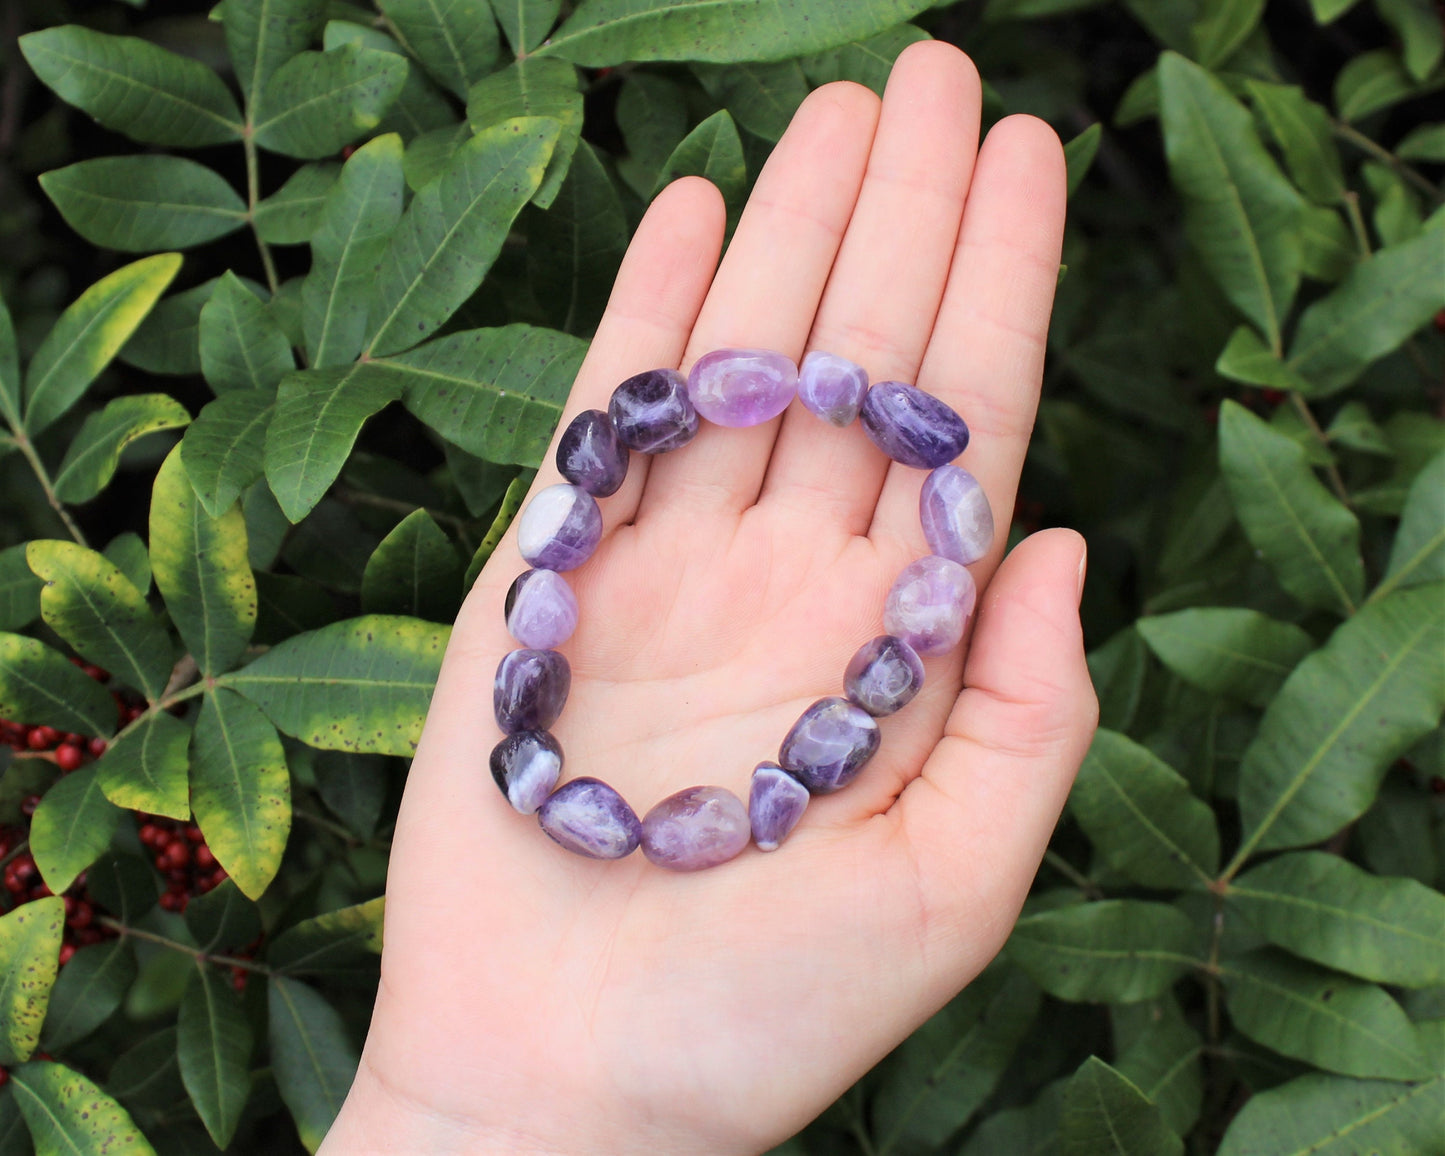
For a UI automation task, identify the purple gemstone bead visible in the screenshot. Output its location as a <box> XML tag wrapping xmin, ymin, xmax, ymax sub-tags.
<box><xmin>538</xmin><ymin>777</ymin><xmax>641</xmax><ymax>860</ymax></box>
<box><xmin>557</xmin><ymin>409</ymin><xmax>629</xmax><ymax>497</ymax></box>
<box><xmin>505</xmin><ymin>569</ymin><xmax>579</xmax><ymax>650</ymax></box>
<box><xmin>779</xmin><ymin>697</ymin><xmax>880</xmax><ymax>794</ymax></box>
<box><xmin>845</xmin><ymin>635</ymin><xmax>925</xmax><ymax>717</ymax></box>
<box><xmin>883</xmin><ymin>556</ymin><xmax>977</xmax><ymax>657</ymax></box>
<box><xmin>490</xmin><ymin>730</ymin><xmax>563</xmax><ymax>815</ymax></box>
<box><xmin>860</xmin><ymin>381</ymin><xmax>970</xmax><ymax>469</ymax></box>
<box><xmin>494</xmin><ymin>648</ymin><xmax>571</xmax><ymax>733</ymax></box>
<box><xmin>798</xmin><ymin>351</ymin><xmax>868</xmax><ymax>427</ymax></box>
<box><xmin>517</xmin><ymin>483</ymin><xmax>602</xmax><ymax>572</ymax></box>
<box><xmin>748</xmin><ymin>762</ymin><xmax>809</xmax><ymax>851</ymax></box>
<box><xmin>686</xmin><ymin>348</ymin><xmax>798</xmax><ymax>428</ymax></box>
<box><xmin>609</xmin><ymin>369</ymin><xmax>699</xmax><ymax>453</ymax></box>
<box><xmin>641</xmin><ymin>785</ymin><xmax>752</xmax><ymax>871</ymax></box>
<box><xmin>920</xmin><ymin>466</ymin><xmax>994</xmax><ymax>566</ymax></box>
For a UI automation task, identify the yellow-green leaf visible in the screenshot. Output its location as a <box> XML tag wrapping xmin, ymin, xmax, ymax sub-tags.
<box><xmin>52</xmin><ymin>393</ymin><xmax>192</xmax><ymax>504</ymax></box>
<box><xmin>0</xmin><ymin>633</ymin><xmax>117</xmax><ymax>736</ymax></box>
<box><xmin>0</xmin><ymin>897</ymin><xmax>64</xmax><ymax>1065</ymax></box>
<box><xmin>267</xmin><ymin>897</ymin><xmax>384</xmax><ymax>975</ymax></box>
<box><xmin>96</xmin><ymin>710</ymin><xmax>191</xmax><ymax>820</ymax></box>
<box><xmin>10</xmin><ymin>1061</ymin><xmax>156</xmax><ymax>1155</ymax></box>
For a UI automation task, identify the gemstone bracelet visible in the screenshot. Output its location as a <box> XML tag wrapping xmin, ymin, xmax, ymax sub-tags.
<box><xmin>490</xmin><ymin>349</ymin><xmax>994</xmax><ymax>871</ymax></box>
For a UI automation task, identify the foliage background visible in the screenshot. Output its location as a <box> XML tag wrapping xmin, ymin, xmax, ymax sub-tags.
<box><xmin>0</xmin><ymin>0</ymin><xmax>1442</xmax><ymax>1152</ymax></box>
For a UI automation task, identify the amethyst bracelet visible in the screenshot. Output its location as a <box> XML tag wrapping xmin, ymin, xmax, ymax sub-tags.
<box><xmin>489</xmin><ymin>348</ymin><xmax>994</xmax><ymax>871</ymax></box>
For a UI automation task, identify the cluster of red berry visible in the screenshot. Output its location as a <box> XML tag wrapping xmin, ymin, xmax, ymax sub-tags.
<box><xmin>1</xmin><ymin>828</ymin><xmax>118</xmax><ymax>966</ymax></box>
<box><xmin>137</xmin><ymin>815</ymin><xmax>228</xmax><ymax>913</ymax></box>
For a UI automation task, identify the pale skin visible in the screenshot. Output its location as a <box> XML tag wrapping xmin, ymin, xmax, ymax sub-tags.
<box><xmin>320</xmin><ymin>41</ymin><xmax>1098</xmax><ymax>1156</ymax></box>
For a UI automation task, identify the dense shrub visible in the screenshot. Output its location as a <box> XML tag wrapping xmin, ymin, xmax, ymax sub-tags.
<box><xmin>0</xmin><ymin>0</ymin><xmax>1441</xmax><ymax>1151</ymax></box>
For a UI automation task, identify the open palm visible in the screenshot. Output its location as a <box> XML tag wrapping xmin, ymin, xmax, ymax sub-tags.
<box><xmin>322</xmin><ymin>42</ymin><xmax>1097</xmax><ymax>1156</ymax></box>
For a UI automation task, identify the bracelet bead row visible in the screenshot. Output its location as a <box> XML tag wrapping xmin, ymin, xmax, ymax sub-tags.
<box><xmin>490</xmin><ymin>349</ymin><xmax>994</xmax><ymax>871</ymax></box>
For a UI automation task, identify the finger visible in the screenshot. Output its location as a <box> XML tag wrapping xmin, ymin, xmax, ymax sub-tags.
<box><xmin>868</xmin><ymin>115</ymin><xmax>1067</xmax><ymax>575</ymax></box>
<box><xmin>895</xmin><ymin>529</ymin><xmax>1097</xmax><ymax>974</ymax></box>
<box><xmin>760</xmin><ymin>41</ymin><xmax>981</xmax><ymax>535</ymax></box>
<box><xmin>636</xmin><ymin>81</ymin><xmax>880</xmax><ymax>522</ymax></box>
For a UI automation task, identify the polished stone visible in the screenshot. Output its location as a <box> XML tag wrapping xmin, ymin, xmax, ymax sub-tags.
<box><xmin>609</xmin><ymin>369</ymin><xmax>699</xmax><ymax>453</ymax></box>
<box><xmin>641</xmin><ymin>785</ymin><xmax>751</xmax><ymax>871</ymax></box>
<box><xmin>883</xmin><ymin>556</ymin><xmax>976</xmax><ymax>657</ymax></box>
<box><xmin>505</xmin><ymin>569</ymin><xmax>579</xmax><ymax>650</ymax></box>
<box><xmin>920</xmin><ymin>465</ymin><xmax>993</xmax><ymax>566</ymax></box>
<box><xmin>490</xmin><ymin>730</ymin><xmax>563</xmax><ymax>815</ymax></box>
<box><xmin>797</xmin><ymin>351</ymin><xmax>868</xmax><ymax>426</ymax></box>
<box><xmin>686</xmin><ymin>348</ymin><xmax>799</xmax><ymax>427</ymax></box>
<box><xmin>494</xmin><ymin>648</ymin><xmax>571</xmax><ymax>733</ymax></box>
<box><xmin>845</xmin><ymin>635</ymin><xmax>925</xmax><ymax>717</ymax></box>
<box><xmin>538</xmin><ymin>777</ymin><xmax>642</xmax><ymax>860</ymax></box>
<box><xmin>517</xmin><ymin>483</ymin><xmax>603</xmax><ymax>572</ymax></box>
<box><xmin>748</xmin><ymin>762</ymin><xmax>809</xmax><ymax>851</ymax></box>
<box><xmin>779</xmin><ymin>697</ymin><xmax>880</xmax><ymax>794</ymax></box>
<box><xmin>557</xmin><ymin>409</ymin><xmax>629</xmax><ymax>497</ymax></box>
<box><xmin>860</xmin><ymin>381</ymin><xmax>970</xmax><ymax>469</ymax></box>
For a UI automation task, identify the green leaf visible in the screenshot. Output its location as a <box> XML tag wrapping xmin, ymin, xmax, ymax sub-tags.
<box><xmin>1335</xmin><ymin>50</ymin><xmax>1417</xmax><ymax>122</ymax></box>
<box><xmin>1136</xmin><ymin>608</ymin><xmax>1314</xmax><ymax>708</ymax></box>
<box><xmin>1227</xmin><ymin>851</ymin><xmax>1445</xmax><ymax>987</ymax></box>
<box><xmin>178</xmin><ymin>965</ymin><xmax>253</xmax><ymax>1148</ymax></box>
<box><xmin>799</xmin><ymin>24</ymin><xmax>931</xmax><ymax>96</ymax></box>
<box><xmin>0</xmin><ymin>634</ymin><xmax>117</xmax><ymax>736</ymax></box>
<box><xmin>322</xmin><ymin>21</ymin><xmax>457</xmax><ymax>141</ymax></box>
<box><xmin>1070</xmin><ymin>729</ymin><xmax>1220</xmax><ymax>888</ymax></box>
<box><xmin>185</xmin><ymin>880</ymin><xmax>262</xmax><ymax>954</ymax></box>
<box><xmin>402</xmin><ymin>121</ymin><xmax>472</xmax><ymax>191</ymax></box>
<box><xmin>958</xmin><ymin>1080</ymin><xmax>1064</xmax><ymax>1156</ymax></box>
<box><xmin>30</xmin><ymin>767</ymin><xmax>120</xmax><ymax>894</ymax></box>
<box><xmin>1396</xmin><ymin>122</ymin><xmax>1445</xmax><ymax>161</ymax></box>
<box><xmin>614</xmin><ymin>73</ymin><xmax>688</xmax><ymax>197</ymax></box>
<box><xmin>872</xmin><ymin>966</ymin><xmax>1040</xmax><ymax>1154</ymax></box>
<box><xmin>0</xmin><ymin>1086</ymin><xmax>26</xmax><ymax>1156</ymax></box>
<box><xmin>1214</xmin><ymin>326</ymin><xmax>1313</xmax><ymax>392</ymax></box>
<box><xmin>199</xmin><ymin>272</ymin><xmax>294</xmax><ymax>396</ymax></box>
<box><xmin>19</xmin><ymin>26</ymin><xmax>243</xmax><ymax>147</ymax></box>
<box><xmin>0</xmin><ymin>293</ymin><xmax>19</xmax><ymax>429</ymax></box>
<box><xmin>103</xmin><ymin>533</ymin><xmax>151</xmax><ymax>597</ymax></box>
<box><xmin>0</xmin><ymin>898</ymin><xmax>64</xmax><ymax>1065</ymax></box>
<box><xmin>1324</xmin><ymin>400</ymin><xmax>1391</xmax><ymax>455</ymax></box>
<box><xmin>1284</xmin><ymin>228</ymin><xmax>1445</xmax><ymax>397</ymax></box>
<box><xmin>1158</xmin><ymin>52</ymin><xmax>1304</xmax><ymax>352</ymax></box>
<box><xmin>1309</xmin><ymin>0</ymin><xmax>1359</xmax><ymax>20</ymax></box>
<box><xmin>96</xmin><ymin>711</ymin><xmax>191</xmax><ymax>820</ymax></box>
<box><xmin>191</xmin><ymin>688</ymin><xmax>291</xmax><ymax>900</ymax></box>
<box><xmin>1112</xmin><ymin>996</ymin><xmax>1203</xmax><ymax>1138</ymax></box>
<box><xmin>467</xmin><ymin>57</ymin><xmax>582</xmax><ymax>209</ymax></box>
<box><xmin>1378</xmin><ymin>0</ymin><xmax>1444</xmax><ymax>81</ymax></box>
<box><xmin>1218</xmin><ymin>400</ymin><xmax>1363</xmax><ymax>615</ymax></box>
<box><xmin>395</xmin><ymin>324</ymin><xmax>587</xmax><ymax>466</ymax></box>
<box><xmin>181</xmin><ymin>391</ymin><xmax>274</xmax><ymax>518</ymax></box>
<box><xmin>106</xmin><ymin>1029</ymin><xmax>180</xmax><ymax>1113</ymax></box>
<box><xmin>222</xmin><ymin>615</ymin><xmax>448</xmax><ymax>755</ymax></box>
<box><xmin>380</xmin><ymin>0</ymin><xmax>500</xmax><ymax>98</ymax></box>
<box><xmin>1087</xmin><ymin>627</ymin><xmax>1148</xmax><ymax>733</ymax></box>
<box><xmin>466</xmin><ymin>469</ymin><xmax>531</xmax><ymax>586</ymax></box>
<box><xmin>1379</xmin><ymin>447</ymin><xmax>1445</xmax><ymax>597</ymax></box>
<box><xmin>1007</xmin><ymin>900</ymin><xmax>1197</xmax><ymax>1003</ymax></box>
<box><xmin>1061</xmin><ymin>1057</ymin><xmax>1182</xmax><ymax>1156</ymax></box>
<box><xmin>1063</xmin><ymin>123</ymin><xmax>1102</xmax><ymax>198</ymax></box>
<box><xmin>693</xmin><ymin>60</ymin><xmax>810</xmax><ymax>144</ymax></box>
<box><xmin>652</xmin><ymin>110</ymin><xmax>747</xmax><ymax>214</ymax></box>
<box><xmin>1220</xmin><ymin>949</ymin><xmax>1431</xmax><ymax>1079</ymax></box>
<box><xmin>223</xmin><ymin>0</ymin><xmax>327</xmax><ymax>112</ymax></box>
<box><xmin>268</xmin><ymin>977</ymin><xmax>359</xmax><ymax>1152</ymax></box>
<box><xmin>40</xmin><ymin>940</ymin><xmax>135</xmax><ymax>1051</ymax></box>
<box><xmin>1235</xmin><ymin>583</ymin><xmax>1445</xmax><ymax>859</ymax></box>
<box><xmin>1299</xmin><ymin>205</ymin><xmax>1355</xmax><ymax>282</ymax></box>
<box><xmin>313</xmin><ymin>750</ymin><xmax>387</xmax><ymax>838</ymax></box>
<box><xmin>0</xmin><ymin>547</ymin><xmax>42</xmax><ymax>632</ymax></box>
<box><xmin>26</xmin><ymin>540</ymin><xmax>172</xmax><ymax>701</ymax></box>
<box><xmin>149</xmin><ymin>447</ymin><xmax>256</xmax><ymax>676</ymax></box>
<box><xmin>23</xmin><ymin>253</ymin><xmax>183</xmax><ymax>438</ymax></box>
<box><xmin>1191</xmin><ymin>0</ymin><xmax>1265</xmax><ymax>69</ymax></box>
<box><xmin>118</xmin><ymin>280</ymin><xmax>222</xmax><ymax>377</ymax></box>
<box><xmin>360</xmin><ymin>509</ymin><xmax>463</xmax><ymax>621</ymax></box>
<box><xmin>267</xmin><ymin>897</ymin><xmax>384</xmax><ymax>975</ymax></box>
<box><xmin>253</xmin><ymin>45</ymin><xmax>408</xmax><ymax>160</ymax></box>
<box><xmin>84</xmin><ymin>853</ymin><xmax>158</xmax><ymax>926</ymax></box>
<box><xmin>303</xmin><ymin>133</ymin><xmax>407</xmax><ymax>369</ymax></box>
<box><xmin>491</xmin><ymin>0</ymin><xmax>563</xmax><ymax>53</ymax></box>
<box><xmin>10</xmin><ymin>1061</ymin><xmax>155</xmax><ymax>1155</ymax></box>
<box><xmin>1246</xmin><ymin>81</ymin><xmax>1344</xmax><ymax>206</ymax></box>
<box><xmin>537</xmin><ymin>0</ymin><xmax>935</xmax><ymax>66</ymax></box>
<box><xmin>366</xmin><ymin>117</ymin><xmax>560</xmax><ymax>356</ymax></box>
<box><xmin>254</xmin><ymin>162</ymin><xmax>340</xmax><ymax>245</ymax></box>
<box><xmin>52</xmin><ymin>393</ymin><xmax>191</xmax><ymax>505</ymax></box>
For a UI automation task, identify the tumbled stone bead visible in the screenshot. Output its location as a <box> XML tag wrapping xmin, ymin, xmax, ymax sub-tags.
<box><xmin>860</xmin><ymin>381</ymin><xmax>970</xmax><ymax>469</ymax></box>
<box><xmin>504</xmin><ymin>569</ymin><xmax>579</xmax><ymax>650</ymax></box>
<box><xmin>641</xmin><ymin>786</ymin><xmax>751</xmax><ymax>871</ymax></box>
<box><xmin>686</xmin><ymin>348</ymin><xmax>799</xmax><ymax>428</ymax></box>
<box><xmin>779</xmin><ymin>697</ymin><xmax>881</xmax><ymax>794</ymax></box>
<box><xmin>798</xmin><ymin>351</ymin><xmax>868</xmax><ymax>427</ymax></box>
<box><xmin>883</xmin><ymin>556</ymin><xmax>976</xmax><ymax>657</ymax></box>
<box><xmin>920</xmin><ymin>465</ymin><xmax>994</xmax><ymax>566</ymax></box>
<box><xmin>494</xmin><ymin>648</ymin><xmax>570</xmax><ymax>733</ymax></box>
<box><xmin>609</xmin><ymin>369</ymin><xmax>699</xmax><ymax>453</ymax></box>
<box><xmin>517</xmin><ymin>483</ymin><xmax>602</xmax><ymax>572</ymax></box>
<box><xmin>538</xmin><ymin>777</ymin><xmax>641</xmax><ymax>860</ymax></box>
<box><xmin>748</xmin><ymin>762</ymin><xmax>810</xmax><ymax>851</ymax></box>
<box><xmin>557</xmin><ymin>409</ymin><xmax>629</xmax><ymax>497</ymax></box>
<box><xmin>845</xmin><ymin>635</ymin><xmax>925</xmax><ymax>717</ymax></box>
<box><xmin>490</xmin><ymin>730</ymin><xmax>563</xmax><ymax>815</ymax></box>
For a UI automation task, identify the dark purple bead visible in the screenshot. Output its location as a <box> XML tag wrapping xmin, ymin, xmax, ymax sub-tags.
<box><xmin>538</xmin><ymin>777</ymin><xmax>641</xmax><ymax>859</ymax></box>
<box><xmin>556</xmin><ymin>409</ymin><xmax>629</xmax><ymax>497</ymax></box>
<box><xmin>845</xmin><ymin>635</ymin><xmax>925</xmax><ymax>717</ymax></box>
<box><xmin>517</xmin><ymin>483</ymin><xmax>603</xmax><ymax>572</ymax></box>
<box><xmin>859</xmin><ymin>381</ymin><xmax>970</xmax><ymax>469</ymax></box>
<box><xmin>641</xmin><ymin>786</ymin><xmax>751</xmax><ymax>871</ymax></box>
<box><xmin>748</xmin><ymin>762</ymin><xmax>809</xmax><ymax>851</ymax></box>
<box><xmin>493</xmin><ymin>648</ymin><xmax>570</xmax><ymax>733</ymax></box>
<box><xmin>779</xmin><ymin>697</ymin><xmax>880</xmax><ymax>794</ymax></box>
<box><xmin>608</xmin><ymin>369</ymin><xmax>699</xmax><ymax>453</ymax></box>
<box><xmin>505</xmin><ymin>569</ymin><xmax>579</xmax><ymax>650</ymax></box>
<box><xmin>490</xmin><ymin>730</ymin><xmax>563</xmax><ymax>814</ymax></box>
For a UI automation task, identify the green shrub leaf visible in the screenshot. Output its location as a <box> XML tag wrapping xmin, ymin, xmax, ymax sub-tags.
<box><xmin>1378</xmin><ymin>446</ymin><xmax>1445</xmax><ymax>598</ymax></box>
<box><xmin>199</xmin><ymin>272</ymin><xmax>295</xmax><ymax>396</ymax></box>
<box><xmin>0</xmin><ymin>293</ymin><xmax>19</xmax><ymax>428</ymax></box>
<box><xmin>799</xmin><ymin>24</ymin><xmax>931</xmax><ymax>95</ymax></box>
<box><xmin>103</xmin><ymin>533</ymin><xmax>151</xmax><ymax>596</ymax></box>
<box><xmin>40</xmin><ymin>940</ymin><xmax>136</xmax><ymax>1052</ymax></box>
<box><xmin>1113</xmin><ymin>996</ymin><xmax>1204</xmax><ymax>1138</ymax></box>
<box><xmin>957</xmin><ymin>1080</ymin><xmax>1065</xmax><ymax>1156</ymax></box>
<box><xmin>0</xmin><ymin>547</ymin><xmax>41</xmax><ymax>632</ymax></box>
<box><xmin>0</xmin><ymin>633</ymin><xmax>117</xmax><ymax>736</ymax></box>
<box><xmin>181</xmin><ymin>391</ymin><xmax>274</xmax><ymax>519</ymax></box>
<box><xmin>490</xmin><ymin>0</ymin><xmax>562</xmax><ymax>54</ymax></box>
<box><xmin>1396</xmin><ymin>122</ymin><xmax>1445</xmax><ymax>160</ymax></box>
<box><xmin>1136</xmin><ymin>608</ymin><xmax>1314</xmax><ymax>708</ymax></box>
<box><xmin>52</xmin><ymin>393</ymin><xmax>192</xmax><ymax>505</ymax></box>
<box><xmin>96</xmin><ymin>711</ymin><xmax>191</xmax><ymax>820</ymax></box>
<box><xmin>1061</xmin><ymin>1056</ymin><xmax>1183</xmax><ymax>1156</ymax></box>
<box><xmin>1334</xmin><ymin>49</ymin><xmax>1416</xmax><ymax>121</ymax></box>
<box><xmin>118</xmin><ymin>280</ymin><xmax>222</xmax><ymax>377</ymax></box>
<box><xmin>614</xmin><ymin>73</ymin><xmax>688</xmax><ymax>197</ymax></box>
<box><xmin>1377</xmin><ymin>0</ymin><xmax>1444</xmax><ymax>81</ymax></box>
<box><xmin>30</xmin><ymin>767</ymin><xmax>121</xmax><ymax>894</ymax></box>
<box><xmin>693</xmin><ymin>60</ymin><xmax>810</xmax><ymax>144</ymax></box>
<box><xmin>178</xmin><ymin>965</ymin><xmax>253</xmax><ymax>1148</ymax></box>
<box><xmin>1191</xmin><ymin>0</ymin><xmax>1265</xmax><ymax>69</ymax></box>
<box><xmin>652</xmin><ymin>110</ymin><xmax>747</xmax><ymax>213</ymax></box>
<box><xmin>185</xmin><ymin>880</ymin><xmax>262</xmax><ymax>955</ymax></box>
<box><xmin>224</xmin><ymin>0</ymin><xmax>327</xmax><ymax>111</ymax></box>
<box><xmin>468</xmin><ymin>57</ymin><xmax>582</xmax><ymax>208</ymax></box>
<box><xmin>360</xmin><ymin>509</ymin><xmax>463</xmax><ymax>622</ymax></box>
<box><xmin>0</xmin><ymin>897</ymin><xmax>64</xmax><ymax>1065</ymax></box>
<box><xmin>10</xmin><ymin>1061</ymin><xmax>155</xmax><ymax>1155</ymax></box>
<box><xmin>267</xmin><ymin>977</ymin><xmax>358</xmax><ymax>1152</ymax></box>
<box><xmin>312</xmin><ymin>750</ymin><xmax>388</xmax><ymax>839</ymax></box>
<box><xmin>253</xmin><ymin>162</ymin><xmax>340</xmax><ymax>245</ymax></box>
<box><xmin>84</xmin><ymin>853</ymin><xmax>159</xmax><ymax>926</ymax></box>
<box><xmin>253</xmin><ymin>45</ymin><xmax>409</xmax><ymax>160</ymax></box>
<box><xmin>1214</xmin><ymin>325</ymin><xmax>1314</xmax><ymax>391</ymax></box>
<box><xmin>1245</xmin><ymin>81</ymin><xmax>1345</xmax><ymax>206</ymax></box>
<box><xmin>267</xmin><ymin>897</ymin><xmax>385</xmax><ymax>976</ymax></box>
<box><xmin>381</xmin><ymin>0</ymin><xmax>500</xmax><ymax>98</ymax></box>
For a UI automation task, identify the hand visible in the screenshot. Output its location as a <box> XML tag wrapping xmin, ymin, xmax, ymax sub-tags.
<box><xmin>321</xmin><ymin>41</ymin><xmax>1097</xmax><ymax>1156</ymax></box>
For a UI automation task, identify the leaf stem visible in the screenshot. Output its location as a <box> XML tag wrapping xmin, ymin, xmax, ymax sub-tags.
<box><xmin>244</xmin><ymin>131</ymin><xmax>281</xmax><ymax>296</ymax></box>
<box><xmin>1289</xmin><ymin>393</ymin><xmax>1352</xmax><ymax>509</ymax></box>
<box><xmin>1042</xmin><ymin>848</ymin><xmax>1103</xmax><ymax>899</ymax></box>
<box><xmin>1204</xmin><ymin>894</ymin><xmax>1225</xmax><ymax>1044</ymax></box>
<box><xmin>1341</xmin><ymin>191</ymin><xmax>1372</xmax><ymax>259</ymax></box>
<box><xmin>6</xmin><ymin>426</ymin><xmax>88</xmax><ymax>546</ymax></box>
<box><xmin>1332</xmin><ymin>121</ymin><xmax>1442</xmax><ymax>203</ymax></box>
<box><xmin>100</xmin><ymin>917</ymin><xmax>271</xmax><ymax>974</ymax></box>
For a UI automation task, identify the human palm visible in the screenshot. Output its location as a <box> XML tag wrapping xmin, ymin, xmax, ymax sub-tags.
<box><xmin>323</xmin><ymin>42</ymin><xmax>1097</xmax><ymax>1156</ymax></box>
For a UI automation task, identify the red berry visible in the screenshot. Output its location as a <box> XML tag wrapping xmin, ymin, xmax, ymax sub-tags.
<box><xmin>76</xmin><ymin>927</ymin><xmax>101</xmax><ymax>945</ymax></box>
<box><xmin>195</xmin><ymin>845</ymin><xmax>216</xmax><ymax>869</ymax></box>
<box><xmin>58</xmin><ymin>943</ymin><xmax>75</xmax><ymax>965</ymax></box>
<box><xmin>162</xmin><ymin>842</ymin><xmax>190</xmax><ymax>869</ymax></box>
<box><xmin>1434</xmin><ymin>308</ymin><xmax>1445</xmax><ymax>333</ymax></box>
<box><xmin>54</xmin><ymin>744</ymin><xmax>83</xmax><ymax>773</ymax></box>
<box><xmin>138</xmin><ymin>824</ymin><xmax>161</xmax><ymax>847</ymax></box>
<box><xmin>62</xmin><ymin>733</ymin><xmax>84</xmax><ymax>746</ymax></box>
<box><xmin>186</xmin><ymin>825</ymin><xmax>204</xmax><ymax>844</ymax></box>
<box><xmin>30</xmin><ymin>881</ymin><xmax>52</xmax><ymax>899</ymax></box>
<box><xmin>66</xmin><ymin>901</ymin><xmax>93</xmax><ymax>930</ymax></box>
<box><xmin>159</xmin><ymin>891</ymin><xmax>183</xmax><ymax>912</ymax></box>
<box><xmin>165</xmin><ymin>868</ymin><xmax>189</xmax><ymax>885</ymax></box>
<box><xmin>84</xmin><ymin>665</ymin><xmax>108</xmax><ymax>682</ymax></box>
<box><xmin>27</xmin><ymin>726</ymin><xmax>57</xmax><ymax>750</ymax></box>
<box><xmin>232</xmin><ymin>970</ymin><xmax>247</xmax><ymax>992</ymax></box>
<box><xmin>0</xmin><ymin>1067</ymin><xmax>8</xmax><ymax>1086</ymax></box>
<box><xmin>87</xmin><ymin>736</ymin><xmax>108</xmax><ymax>758</ymax></box>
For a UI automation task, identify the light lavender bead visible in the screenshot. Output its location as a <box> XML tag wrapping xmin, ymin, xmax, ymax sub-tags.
<box><xmin>494</xmin><ymin>648</ymin><xmax>570</xmax><ymax>733</ymax></box>
<box><xmin>641</xmin><ymin>786</ymin><xmax>752</xmax><ymax>871</ymax></box>
<box><xmin>920</xmin><ymin>466</ymin><xmax>994</xmax><ymax>566</ymax></box>
<box><xmin>883</xmin><ymin>556</ymin><xmax>976</xmax><ymax>657</ymax></box>
<box><xmin>779</xmin><ymin>697</ymin><xmax>880</xmax><ymax>794</ymax></box>
<box><xmin>860</xmin><ymin>381</ymin><xmax>970</xmax><ymax>469</ymax></box>
<box><xmin>505</xmin><ymin>569</ymin><xmax>579</xmax><ymax>650</ymax></box>
<box><xmin>517</xmin><ymin>483</ymin><xmax>602</xmax><ymax>572</ymax></box>
<box><xmin>686</xmin><ymin>348</ymin><xmax>798</xmax><ymax>427</ymax></box>
<box><xmin>748</xmin><ymin>762</ymin><xmax>809</xmax><ymax>851</ymax></box>
<box><xmin>845</xmin><ymin>635</ymin><xmax>925</xmax><ymax>717</ymax></box>
<box><xmin>798</xmin><ymin>351</ymin><xmax>868</xmax><ymax>426</ymax></box>
<box><xmin>609</xmin><ymin>369</ymin><xmax>699</xmax><ymax>453</ymax></box>
<box><xmin>490</xmin><ymin>730</ymin><xmax>563</xmax><ymax>814</ymax></box>
<box><xmin>538</xmin><ymin>777</ymin><xmax>641</xmax><ymax>860</ymax></box>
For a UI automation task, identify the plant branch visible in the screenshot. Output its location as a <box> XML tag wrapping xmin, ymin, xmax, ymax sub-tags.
<box><xmin>243</xmin><ymin>132</ymin><xmax>281</xmax><ymax>295</ymax></box>
<box><xmin>100</xmin><ymin>917</ymin><xmax>271</xmax><ymax>974</ymax></box>
<box><xmin>1289</xmin><ymin>394</ymin><xmax>1352</xmax><ymax>509</ymax></box>
<box><xmin>1043</xmin><ymin>848</ymin><xmax>1103</xmax><ymax>899</ymax></box>
<box><xmin>8</xmin><ymin>427</ymin><xmax>89</xmax><ymax>546</ymax></box>
<box><xmin>1341</xmin><ymin>191</ymin><xmax>1372</xmax><ymax>259</ymax></box>
<box><xmin>1333</xmin><ymin>121</ymin><xmax>1442</xmax><ymax>203</ymax></box>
